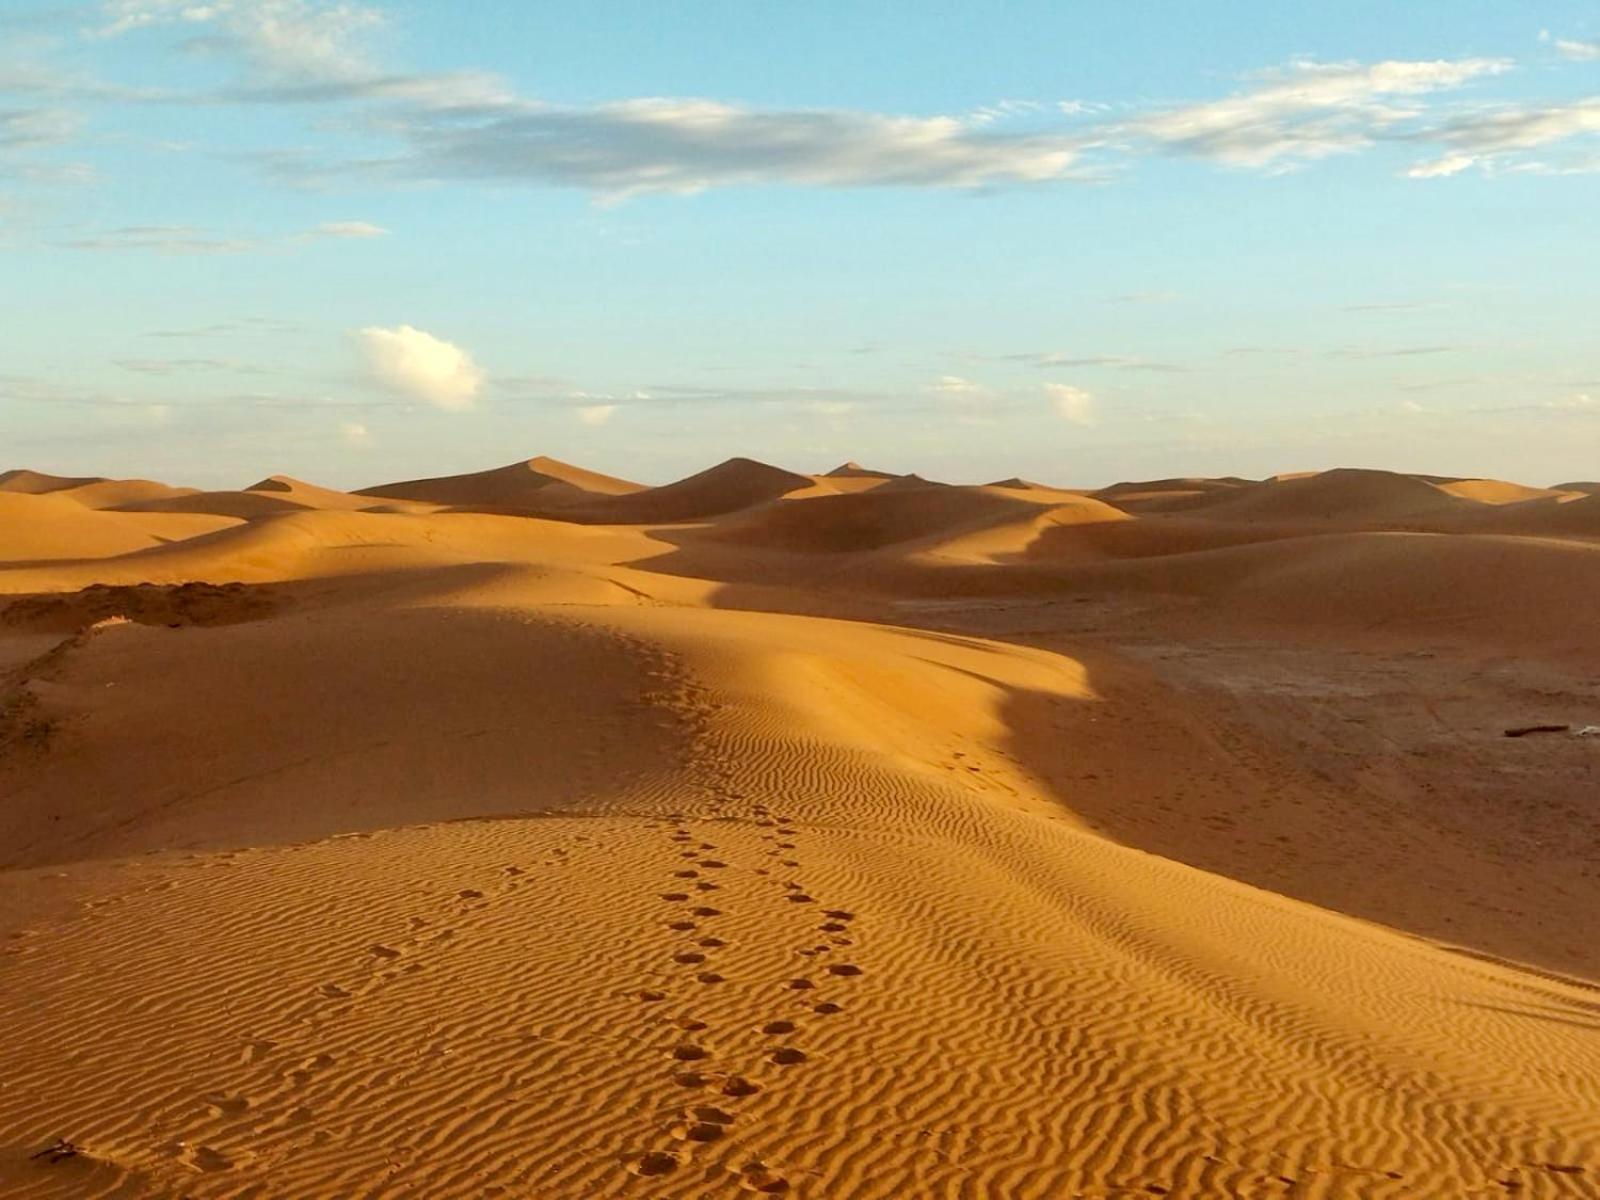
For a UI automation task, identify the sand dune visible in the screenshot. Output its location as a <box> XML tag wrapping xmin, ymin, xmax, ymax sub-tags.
<box><xmin>0</xmin><ymin>468</ymin><xmax>110</xmax><ymax>495</ymax></box>
<box><xmin>1187</xmin><ymin>467</ymin><xmax>1470</xmax><ymax>523</ymax></box>
<box><xmin>357</xmin><ymin>455</ymin><xmax>643</xmax><ymax>512</ymax></box>
<box><xmin>0</xmin><ymin>493</ymin><xmax>240</xmax><ymax>563</ymax></box>
<box><xmin>4</xmin><ymin>455</ymin><xmax>1599</xmax><ymax>1198</ymax></box>
<box><xmin>575</xmin><ymin>457</ymin><xmax>817</xmax><ymax>523</ymax></box>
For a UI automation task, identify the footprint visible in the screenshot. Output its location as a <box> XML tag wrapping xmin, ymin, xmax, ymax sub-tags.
<box><xmin>691</xmin><ymin>906</ymin><xmax>721</xmax><ymax>918</ymax></box>
<box><xmin>367</xmin><ymin>944</ymin><xmax>401</xmax><ymax>960</ymax></box>
<box><xmin>699</xmin><ymin>861</ymin><xmax>727</xmax><ymax>870</ymax></box>
<box><xmin>760</xmin><ymin>1020</ymin><xmax>796</xmax><ymax>1035</ymax></box>
<box><xmin>638</xmin><ymin>990</ymin><xmax>667</xmax><ymax>1003</ymax></box>
<box><xmin>628</xmin><ymin>1150</ymin><xmax>681</xmax><ymax>1177</ymax></box>
<box><xmin>696</xmin><ymin>971</ymin><xmax>726</xmax><ymax>985</ymax></box>
<box><xmin>672</xmin><ymin>1043</ymin><xmax>711</xmax><ymax>1062</ymax></box>
<box><xmin>675</xmin><ymin>1017</ymin><xmax>708</xmax><ymax>1032</ymax></box>
<box><xmin>827</xmin><ymin>963</ymin><xmax>863</xmax><ymax>977</ymax></box>
<box><xmin>722</xmin><ymin>1076</ymin><xmax>762</xmax><ymax>1097</ymax></box>
<box><xmin>202</xmin><ymin>1093</ymin><xmax>250</xmax><ymax>1117</ymax></box>
<box><xmin>812</xmin><ymin>1001</ymin><xmax>844</xmax><ymax>1015</ymax></box>
<box><xmin>674</xmin><ymin>952</ymin><xmax>706</xmax><ymax>965</ymax></box>
<box><xmin>785</xmin><ymin>894</ymin><xmax>815</xmax><ymax>904</ymax></box>
<box><xmin>240</xmin><ymin>1039</ymin><xmax>277</xmax><ymax>1064</ymax></box>
<box><xmin>823</xmin><ymin>910</ymin><xmax>854</xmax><ymax>921</ymax></box>
<box><xmin>739</xmin><ymin>1160</ymin><xmax>791</xmax><ymax>1193</ymax></box>
<box><xmin>456</xmin><ymin>889</ymin><xmax>484</xmax><ymax>900</ymax></box>
<box><xmin>670</xmin><ymin>1120</ymin><xmax>726</xmax><ymax>1143</ymax></box>
<box><xmin>767</xmin><ymin>1047</ymin><xmax>807</xmax><ymax>1066</ymax></box>
<box><xmin>695</xmin><ymin>881</ymin><xmax>720</xmax><ymax>892</ymax></box>
<box><xmin>317</xmin><ymin>983</ymin><xmax>349</xmax><ymax>999</ymax></box>
<box><xmin>819</xmin><ymin>922</ymin><xmax>848</xmax><ymax>933</ymax></box>
<box><xmin>666</xmin><ymin>920</ymin><xmax>697</xmax><ymax>932</ymax></box>
<box><xmin>785</xmin><ymin>978</ymin><xmax>814</xmax><ymax>991</ymax></box>
<box><xmin>673</xmin><ymin>870</ymin><xmax>700</xmax><ymax>879</ymax></box>
<box><xmin>661</xmin><ymin>893</ymin><xmax>690</xmax><ymax>902</ymax></box>
<box><xmin>174</xmin><ymin>1143</ymin><xmax>234</xmax><ymax>1173</ymax></box>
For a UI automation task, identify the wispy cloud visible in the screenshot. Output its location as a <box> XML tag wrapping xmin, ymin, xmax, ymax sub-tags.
<box><xmin>1409</xmin><ymin>97</ymin><xmax>1600</xmax><ymax>177</ymax></box>
<box><xmin>1115</xmin><ymin>58</ymin><xmax>1510</xmax><ymax>170</ymax></box>
<box><xmin>311</xmin><ymin>219</ymin><xmax>387</xmax><ymax>238</ymax></box>
<box><xmin>999</xmin><ymin>351</ymin><xmax>1187</xmax><ymax>373</ymax></box>
<box><xmin>0</xmin><ymin>105</ymin><xmax>79</xmax><ymax>149</ymax></box>
<box><xmin>54</xmin><ymin>220</ymin><xmax>390</xmax><ymax>252</ymax></box>
<box><xmin>1541</xmin><ymin>30</ymin><xmax>1600</xmax><ymax>62</ymax></box>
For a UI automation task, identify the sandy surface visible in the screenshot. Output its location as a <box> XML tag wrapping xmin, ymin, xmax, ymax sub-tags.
<box><xmin>2</xmin><ymin>459</ymin><xmax>1597</xmax><ymax>1198</ymax></box>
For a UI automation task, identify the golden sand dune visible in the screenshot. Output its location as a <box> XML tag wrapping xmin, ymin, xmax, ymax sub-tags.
<box><xmin>357</xmin><ymin>455</ymin><xmax>643</xmax><ymax>512</ymax></box>
<box><xmin>0</xmin><ymin>493</ymin><xmax>240</xmax><ymax>563</ymax></box>
<box><xmin>3</xmin><ymin>458</ymin><xmax>1598</xmax><ymax>1198</ymax></box>
<box><xmin>577</xmin><ymin>457</ymin><xmax>817</xmax><ymax>523</ymax></box>
<box><xmin>1180</xmin><ymin>468</ymin><xmax>1469</xmax><ymax>524</ymax></box>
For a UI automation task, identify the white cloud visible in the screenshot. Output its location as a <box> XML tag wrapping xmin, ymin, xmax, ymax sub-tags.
<box><xmin>1119</xmin><ymin>57</ymin><xmax>1509</xmax><ymax>169</ymax></box>
<box><xmin>56</xmin><ymin>224</ymin><xmax>258</xmax><ymax>253</ymax></box>
<box><xmin>98</xmin><ymin>1</ymin><xmax>384</xmax><ymax>81</ymax></box>
<box><xmin>1407</xmin><ymin>153</ymin><xmax>1477</xmax><ymax>178</ymax></box>
<box><xmin>575</xmin><ymin>403</ymin><xmax>615</xmax><ymax>426</ymax></box>
<box><xmin>931</xmin><ymin>374</ymin><xmax>986</xmax><ymax>395</ymax></box>
<box><xmin>390</xmin><ymin>99</ymin><xmax>1087</xmax><ymax>199</ymax></box>
<box><xmin>313</xmin><ymin>219</ymin><xmax>387</xmax><ymax>238</ymax></box>
<box><xmin>357</xmin><ymin>324</ymin><xmax>484</xmax><ymax>410</ymax></box>
<box><xmin>1045</xmin><ymin>382</ymin><xmax>1096</xmax><ymax>426</ymax></box>
<box><xmin>1415</xmin><ymin>97</ymin><xmax>1600</xmax><ymax>176</ymax></box>
<box><xmin>1551</xmin><ymin>36</ymin><xmax>1600</xmax><ymax>62</ymax></box>
<box><xmin>340</xmin><ymin>419</ymin><xmax>370</xmax><ymax>445</ymax></box>
<box><xmin>0</xmin><ymin>106</ymin><xmax>80</xmax><ymax>150</ymax></box>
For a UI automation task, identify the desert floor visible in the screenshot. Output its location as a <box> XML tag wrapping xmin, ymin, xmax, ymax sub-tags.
<box><xmin>2</xmin><ymin>460</ymin><xmax>1597</xmax><ymax>1198</ymax></box>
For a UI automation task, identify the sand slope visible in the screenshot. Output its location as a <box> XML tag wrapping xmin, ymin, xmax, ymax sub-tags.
<box><xmin>3</xmin><ymin>458</ymin><xmax>1599</xmax><ymax>1198</ymax></box>
<box><xmin>357</xmin><ymin>456</ymin><xmax>643</xmax><ymax>511</ymax></box>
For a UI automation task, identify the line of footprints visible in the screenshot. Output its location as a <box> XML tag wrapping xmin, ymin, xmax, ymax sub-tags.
<box><xmin>631</xmin><ymin>806</ymin><xmax>863</xmax><ymax>1194</ymax></box>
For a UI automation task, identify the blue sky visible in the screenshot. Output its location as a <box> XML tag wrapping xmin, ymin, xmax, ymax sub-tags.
<box><xmin>2</xmin><ymin>1</ymin><xmax>1597</xmax><ymax>489</ymax></box>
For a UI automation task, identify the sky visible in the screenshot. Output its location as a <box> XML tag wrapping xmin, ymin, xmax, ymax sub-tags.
<box><xmin>1</xmin><ymin>1</ymin><xmax>1597</xmax><ymax>490</ymax></box>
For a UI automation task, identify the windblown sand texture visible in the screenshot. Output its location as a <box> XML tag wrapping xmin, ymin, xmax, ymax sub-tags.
<box><xmin>2</xmin><ymin>457</ymin><xmax>1597</xmax><ymax>1198</ymax></box>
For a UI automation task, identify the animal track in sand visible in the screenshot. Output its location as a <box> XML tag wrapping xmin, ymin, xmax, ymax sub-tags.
<box><xmin>455</xmin><ymin>889</ymin><xmax>483</xmax><ymax>900</ymax></box>
<box><xmin>660</xmin><ymin>892</ymin><xmax>690</xmax><ymax>902</ymax></box>
<box><xmin>202</xmin><ymin>1093</ymin><xmax>250</xmax><ymax>1116</ymax></box>
<box><xmin>628</xmin><ymin>1149</ymin><xmax>681</xmax><ymax>1177</ymax></box>
<box><xmin>638</xmin><ymin>990</ymin><xmax>667</xmax><ymax>1003</ymax></box>
<box><xmin>812</xmin><ymin>1001</ymin><xmax>844</xmax><ymax>1015</ymax></box>
<box><xmin>691</xmin><ymin>906</ymin><xmax>721</xmax><ymax>918</ymax></box>
<box><xmin>671</xmin><ymin>1042</ymin><xmax>711</xmax><ymax>1062</ymax></box>
<box><xmin>695</xmin><ymin>971</ymin><xmax>726</xmax><ymax>985</ymax></box>
<box><xmin>767</xmin><ymin>1047</ymin><xmax>807</xmax><ymax>1066</ymax></box>
<box><xmin>785</xmin><ymin>894</ymin><xmax>815</xmax><ymax>904</ymax></box>
<box><xmin>176</xmin><ymin>1144</ymin><xmax>234</xmax><ymax>1173</ymax></box>
<box><xmin>738</xmin><ymin>1160</ymin><xmax>792</xmax><ymax>1193</ymax></box>
<box><xmin>826</xmin><ymin>963</ymin><xmax>863</xmax><ymax>977</ymax></box>
<box><xmin>760</xmin><ymin>1020</ymin><xmax>796</xmax><ymax>1035</ymax></box>
<box><xmin>673</xmin><ymin>951</ymin><xmax>706</xmax><ymax>965</ymax></box>
<box><xmin>697</xmin><ymin>936</ymin><xmax>726</xmax><ymax>948</ymax></box>
<box><xmin>673</xmin><ymin>869</ymin><xmax>700</xmax><ymax>879</ymax></box>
